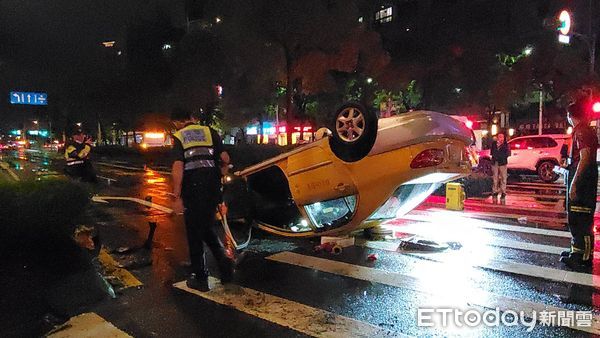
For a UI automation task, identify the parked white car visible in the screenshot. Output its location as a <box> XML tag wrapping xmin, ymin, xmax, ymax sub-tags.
<box><xmin>478</xmin><ymin>134</ymin><xmax>571</xmax><ymax>182</ymax></box>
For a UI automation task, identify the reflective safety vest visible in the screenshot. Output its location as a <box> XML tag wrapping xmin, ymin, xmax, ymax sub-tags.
<box><xmin>173</xmin><ymin>124</ymin><xmax>216</xmax><ymax>171</ymax></box>
<box><xmin>65</xmin><ymin>142</ymin><xmax>91</xmax><ymax>166</ymax></box>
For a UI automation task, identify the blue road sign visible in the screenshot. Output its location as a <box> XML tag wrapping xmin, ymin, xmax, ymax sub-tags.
<box><xmin>10</xmin><ymin>92</ymin><xmax>48</xmax><ymax>105</ymax></box>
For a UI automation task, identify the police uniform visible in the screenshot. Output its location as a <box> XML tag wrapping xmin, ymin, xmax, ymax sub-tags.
<box><xmin>566</xmin><ymin>123</ymin><xmax>598</xmax><ymax>263</ymax></box>
<box><xmin>64</xmin><ymin>138</ymin><xmax>96</xmax><ymax>182</ymax></box>
<box><xmin>172</xmin><ymin>123</ymin><xmax>233</xmax><ymax>282</ymax></box>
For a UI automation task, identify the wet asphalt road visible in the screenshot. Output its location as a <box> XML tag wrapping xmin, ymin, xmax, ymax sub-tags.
<box><xmin>2</xmin><ymin>148</ymin><xmax>600</xmax><ymax>337</ymax></box>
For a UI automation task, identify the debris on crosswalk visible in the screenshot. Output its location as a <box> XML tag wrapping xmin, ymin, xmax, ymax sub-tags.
<box><xmin>367</xmin><ymin>253</ymin><xmax>378</xmax><ymax>261</ymax></box>
<box><xmin>399</xmin><ymin>236</ymin><xmax>454</xmax><ymax>251</ymax></box>
<box><xmin>314</xmin><ymin>242</ymin><xmax>343</xmax><ymax>255</ymax></box>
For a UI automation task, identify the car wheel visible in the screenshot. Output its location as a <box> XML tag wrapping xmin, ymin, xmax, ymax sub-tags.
<box><xmin>537</xmin><ymin>161</ymin><xmax>558</xmax><ymax>183</ymax></box>
<box><xmin>478</xmin><ymin>158</ymin><xmax>493</xmax><ymax>176</ymax></box>
<box><xmin>329</xmin><ymin>102</ymin><xmax>378</xmax><ymax>162</ymax></box>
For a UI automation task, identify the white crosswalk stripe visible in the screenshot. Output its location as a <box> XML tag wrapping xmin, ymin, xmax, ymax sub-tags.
<box><xmin>266</xmin><ymin>251</ymin><xmax>600</xmax><ymax>335</ymax></box>
<box><xmin>403</xmin><ymin>210</ymin><xmax>571</xmax><ymax>237</ymax></box>
<box><xmin>356</xmin><ymin>239</ymin><xmax>600</xmax><ymax>288</ymax></box>
<box><xmin>46</xmin><ymin>312</ymin><xmax>131</xmax><ymax>338</ymax></box>
<box><xmin>173</xmin><ymin>277</ymin><xmax>407</xmax><ymax>337</ymax></box>
<box><xmin>410</xmin><ymin>207</ymin><xmax>568</xmax><ymax>227</ymax></box>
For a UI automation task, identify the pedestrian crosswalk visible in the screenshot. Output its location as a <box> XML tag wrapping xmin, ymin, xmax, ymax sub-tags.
<box><xmin>174</xmin><ymin>277</ymin><xmax>403</xmax><ymax>338</ymax></box>
<box><xmin>171</xmin><ymin>220</ymin><xmax>600</xmax><ymax>337</ymax></box>
<box><xmin>172</xmin><ymin>243</ymin><xmax>600</xmax><ymax>336</ymax></box>
<box><xmin>266</xmin><ymin>251</ymin><xmax>600</xmax><ymax>335</ymax></box>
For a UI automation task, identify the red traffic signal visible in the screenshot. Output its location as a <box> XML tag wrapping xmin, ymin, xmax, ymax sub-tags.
<box><xmin>592</xmin><ymin>101</ymin><xmax>600</xmax><ymax>113</ymax></box>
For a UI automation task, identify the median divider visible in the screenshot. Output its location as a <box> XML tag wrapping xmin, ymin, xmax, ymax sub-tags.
<box><xmin>0</xmin><ymin>161</ymin><xmax>20</xmax><ymax>181</ymax></box>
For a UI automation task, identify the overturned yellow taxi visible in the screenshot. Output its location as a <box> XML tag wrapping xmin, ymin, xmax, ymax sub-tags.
<box><xmin>230</xmin><ymin>103</ymin><xmax>474</xmax><ymax>238</ymax></box>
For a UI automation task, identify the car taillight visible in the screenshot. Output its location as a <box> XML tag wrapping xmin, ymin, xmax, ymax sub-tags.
<box><xmin>410</xmin><ymin>149</ymin><xmax>445</xmax><ymax>169</ymax></box>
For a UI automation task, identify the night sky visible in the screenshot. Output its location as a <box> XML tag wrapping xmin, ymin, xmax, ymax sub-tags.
<box><xmin>0</xmin><ymin>0</ymin><xmax>185</xmax><ymax>127</ymax></box>
<box><xmin>0</xmin><ymin>0</ymin><xmax>595</xmax><ymax>131</ymax></box>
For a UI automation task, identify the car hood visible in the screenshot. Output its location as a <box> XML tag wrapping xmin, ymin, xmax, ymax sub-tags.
<box><xmin>369</xmin><ymin>111</ymin><xmax>474</xmax><ymax>156</ymax></box>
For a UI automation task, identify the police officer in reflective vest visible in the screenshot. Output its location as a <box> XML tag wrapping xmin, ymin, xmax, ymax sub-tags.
<box><xmin>170</xmin><ymin>108</ymin><xmax>234</xmax><ymax>291</ymax></box>
<box><xmin>64</xmin><ymin>126</ymin><xmax>97</xmax><ymax>183</ymax></box>
<box><xmin>560</xmin><ymin>99</ymin><xmax>599</xmax><ymax>270</ymax></box>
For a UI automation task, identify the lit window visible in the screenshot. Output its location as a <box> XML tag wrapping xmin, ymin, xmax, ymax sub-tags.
<box><xmin>102</xmin><ymin>41</ymin><xmax>116</xmax><ymax>48</ymax></box>
<box><xmin>375</xmin><ymin>7</ymin><xmax>393</xmax><ymax>23</ymax></box>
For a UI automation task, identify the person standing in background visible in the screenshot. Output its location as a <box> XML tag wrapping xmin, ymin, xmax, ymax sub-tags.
<box><xmin>490</xmin><ymin>131</ymin><xmax>510</xmax><ymax>204</ymax></box>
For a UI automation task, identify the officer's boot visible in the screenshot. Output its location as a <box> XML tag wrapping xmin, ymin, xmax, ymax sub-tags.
<box><xmin>186</xmin><ymin>273</ymin><xmax>210</xmax><ymax>292</ymax></box>
<box><xmin>219</xmin><ymin>257</ymin><xmax>235</xmax><ymax>284</ymax></box>
<box><xmin>560</xmin><ymin>252</ymin><xmax>592</xmax><ymax>271</ymax></box>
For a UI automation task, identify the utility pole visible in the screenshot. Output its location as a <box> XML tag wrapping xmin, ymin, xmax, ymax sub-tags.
<box><xmin>538</xmin><ymin>89</ymin><xmax>544</xmax><ymax>135</ymax></box>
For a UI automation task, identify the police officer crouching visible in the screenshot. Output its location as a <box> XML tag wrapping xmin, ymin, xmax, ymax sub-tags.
<box><xmin>170</xmin><ymin>108</ymin><xmax>235</xmax><ymax>292</ymax></box>
<box><xmin>64</xmin><ymin>125</ymin><xmax>97</xmax><ymax>183</ymax></box>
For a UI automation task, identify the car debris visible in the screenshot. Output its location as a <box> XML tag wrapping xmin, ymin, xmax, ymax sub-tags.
<box><xmin>399</xmin><ymin>236</ymin><xmax>462</xmax><ymax>252</ymax></box>
<box><xmin>367</xmin><ymin>253</ymin><xmax>378</xmax><ymax>261</ymax></box>
<box><xmin>314</xmin><ymin>242</ymin><xmax>343</xmax><ymax>255</ymax></box>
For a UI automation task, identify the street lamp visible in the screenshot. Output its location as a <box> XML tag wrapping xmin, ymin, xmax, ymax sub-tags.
<box><xmin>366</xmin><ymin>77</ymin><xmax>373</xmax><ymax>84</ymax></box>
<box><xmin>523</xmin><ymin>46</ymin><xmax>533</xmax><ymax>56</ymax></box>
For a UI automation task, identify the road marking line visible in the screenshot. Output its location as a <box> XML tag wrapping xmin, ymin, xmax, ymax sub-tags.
<box><xmin>405</xmin><ymin>210</ymin><xmax>571</xmax><ymax>237</ymax></box>
<box><xmin>509</xmin><ymin>182</ymin><xmax>566</xmax><ymax>188</ymax></box>
<box><xmin>0</xmin><ymin>161</ymin><xmax>20</xmax><ymax>181</ymax></box>
<box><xmin>173</xmin><ymin>277</ymin><xmax>402</xmax><ymax>338</ymax></box>
<box><xmin>97</xmin><ymin>175</ymin><xmax>117</xmax><ymax>184</ymax></box>
<box><xmin>497</xmin><ymin>192</ymin><xmax>566</xmax><ymax>199</ymax></box>
<box><xmin>46</xmin><ymin>312</ymin><xmax>131</xmax><ymax>337</ymax></box>
<box><xmin>267</xmin><ymin>252</ymin><xmax>600</xmax><ymax>335</ymax></box>
<box><xmin>98</xmin><ymin>249</ymin><xmax>143</xmax><ymax>289</ymax></box>
<box><xmin>418</xmin><ymin>205</ymin><xmax>567</xmax><ymax>224</ymax></box>
<box><xmin>439</xmin><ymin>200</ymin><xmax>565</xmax><ymax>215</ymax></box>
<box><xmin>92</xmin><ymin>195</ymin><xmax>174</xmax><ymax>214</ymax></box>
<box><xmin>97</xmin><ymin>162</ymin><xmax>144</xmax><ymax>171</ymax></box>
<box><xmin>98</xmin><ymin>162</ymin><xmax>170</xmax><ymax>175</ymax></box>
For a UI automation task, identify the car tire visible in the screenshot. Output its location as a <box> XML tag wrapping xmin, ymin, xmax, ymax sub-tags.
<box><xmin>478</xmin><ymin>158</ymin><xmax>493</xmax><ymax>176</ymax></box>
<box><xmin>329</xmin><ymin>102</ymin><xmax>378</xmax><ymax>162</ymax></box>
<box><xmin>537</xmin><ymin>160</ymin><xmax>558</xmax><ymax>183</ymax></box>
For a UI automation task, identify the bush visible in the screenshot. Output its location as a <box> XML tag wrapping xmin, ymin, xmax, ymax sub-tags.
<box><xmin>0</xmin><ymin>179</ymin><xmax>91</xmax><ymax>253</ymax></box>
<box><xmin>225</xmin><ymin>144</ymin><xmax>290</xmax><ymax>170</ymax></box>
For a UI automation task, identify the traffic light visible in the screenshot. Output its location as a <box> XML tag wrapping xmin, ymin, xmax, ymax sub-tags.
<box><xmin>592</xmin><ymin>101</ymin><xmax>600</xmax><ymax>114</ymax></box>
<box><xmin>557</xmin><ymin>10</ymin><xmax>572</xmax><ymax>44</ymax></box>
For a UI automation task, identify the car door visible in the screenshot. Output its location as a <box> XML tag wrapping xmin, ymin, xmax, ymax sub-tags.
<box><xmin>534</xmin><ymin>137</ymin><xmax>559</xmax><ymax>161</ymax></box>
<box><xmin>507</xmin><ymin>138</ymin><xmax>528</xmax><ymax>169</ymax></box>
<box><xmin>286</xmin><ymin>145</ymin><xmax>357</xmax><ymax>206</ymax></box>
<box><xmin>520</xmin><ymin>138</ymin><xmax>545</xmax><ymax>170</ymax></box>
